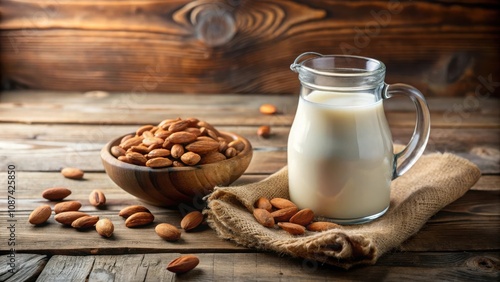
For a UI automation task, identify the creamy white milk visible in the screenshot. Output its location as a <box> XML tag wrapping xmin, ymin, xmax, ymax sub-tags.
<box><xmin>287</xmin><ymin>91</ymin><xmax>394</xmax><ymax>220</ymax></box>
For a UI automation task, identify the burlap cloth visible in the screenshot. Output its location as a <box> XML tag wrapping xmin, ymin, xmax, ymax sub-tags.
<box><xmin>204</xmin><ymin>150</ymin><xmax>481</xmax><ymax>269</ymax></box>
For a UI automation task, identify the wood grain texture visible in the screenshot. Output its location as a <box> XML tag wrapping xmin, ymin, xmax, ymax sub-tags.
<box><xmin>0</xmin><ymin>254</ymin><xmax>47</xmax><ymax>282</ymax></box>
<box><xmin>32</xmin><ymin>252</ymin><xmax>500</xmax><ymax>282</ymax></box>
<box><xmin>0</xmin><ymin>172</ymin><xmax>497</xmax><ymax>255</ymax></box>
<box><xmin>0</xmin><ymin>1</ymin><xmax>499</xmax><ymax>96</ymax></box>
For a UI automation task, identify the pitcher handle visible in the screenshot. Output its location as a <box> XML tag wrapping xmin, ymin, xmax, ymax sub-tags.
<box><xmin>383</xmin><ymin>83</ymin><xmax>431</xmax><ymax>179</ymax></box>
<box><xmin>290</xmin><ymin>52</ymin><xmax>323</xmax><ymax>73</ymax></box>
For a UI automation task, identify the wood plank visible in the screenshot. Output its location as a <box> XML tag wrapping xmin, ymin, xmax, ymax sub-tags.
<box><xmin>0</xmin><ymin>93</ymin><xmax>498</xmax><ymax>128</ymax></box>
<box><xmin>1</xmin><ymin>1</ymin><xmax>499</xmax><ymax>97</ymax></box>
<box><xmin>0</xmin><ymin>173</ymin><xmax>497</xmax><ymax>254</ymax></box>
<box><xmin>34</xmin><ymin>252</ymin><xmax>500</xmax><ymax>282</ymax></box>
<box><xmin>0</xmin><ymin>253</ymin><xmax>47</xmax><ymax>282</ymax></box>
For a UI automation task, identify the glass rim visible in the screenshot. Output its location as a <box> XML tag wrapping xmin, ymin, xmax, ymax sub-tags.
<box><xmin>298</xmin><ymin>54</ymin><xmax>386</xmax><ymax>77</ymax></box>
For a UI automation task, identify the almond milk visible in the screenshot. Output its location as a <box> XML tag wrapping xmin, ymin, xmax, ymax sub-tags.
<box><xmin>287</xmin><ymin>91</ymin><xmax>394</xmax><ymax>221</ymax></box>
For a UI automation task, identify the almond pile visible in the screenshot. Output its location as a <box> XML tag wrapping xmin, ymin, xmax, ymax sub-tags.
<box><xmin>253</xmin><ymin>197</ymin><xmax>341</xmax><ymax>235</ymax></box>
<box><xmin>111</xmin><ymin>117</ymin><xmax>245</xmax><ymax>168</ymax></box>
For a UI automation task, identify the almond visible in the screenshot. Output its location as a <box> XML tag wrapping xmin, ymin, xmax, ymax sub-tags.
<box><xmin>61</xmin><ymin>167</ymin><xmax>84</xmax><ymax>180</ymax></box>
<box><xmin>289</xmin><ymin>208</ymin><xmax>315</xmax><ymax>226</ymax></box>
<box><xmin>257</xmin><ymin>125</ymin><xmax>271</xmax><ymax>138</ymax></box>
<box><xmin>155</xmin><ymin>223</ymin><xmax>181</xmax><ymax>241</ymax></box>
<box><xmin>71</xmin><ymin>215</ymin><xmax>99</xmax><ymax>229</ymax></box>
<box><xmin>307</xmin><ymin>221</ymin><xmax>341</xmax><ymax>232</ymax></box>
<box><xmin>54</xmin><ymin>201</ymin><xmax>82</xmax><ymax>214</ymax></box>
<box><xmin>159</xmin><ymin>117</ymin><xmax>181</xmax><ymax>129</ymax></box>
<box><xmin>118</xmin><ymin>155</ymin><xmax>132</xmax><ymax>164</ymax></box>
<box><xmin>54</xmin><ymin>211</ymin><xmax>89</xmax><ymax>225</ymax></box>
<box><xmin>167</xmin><ymin>131</ymin><xmax>197</xmax><ymax>144</ymax></box>
<box><xmin>142</xmin><ymin>130</ymin><xmax>154</xmax><ymax>138</ymax></box>
<box><xmin>197</xmin><ymin>121</ymin><xmax>221</xmax><ymax>136</ymax></box>
<box><xmin>89</xmin><ymin>189</ymin><xmax>106</xmax><ymax>207</ymax></box>
<box><xmin>224</xmin><ymin>147</ymin><xmax>238</xmax><ymax>158</ymax></box>
<box><xmin>120</xmin><ymin>134</ymin><xmax>134</xmax><ymax>144</ymax></box>
<box><xmin>96</xmin><ymin>218</ymin><xmax>114</xmax><ymax>238</ymax></box>
<box><xmin>166</xmin><ymin>255</ymin><xmax>199</xmax><ymax>274</ymax></box>
<box><xmin>278</xmin><ymin>222</ymin><xmax>306</xmax><ymax>235</ymax></box>
<box><xmin>180</xmin><ymin>211</ymin><xmax>204</xmax><ymax>231</ymax></box>
<box><xmin>199</xmin><ymin>151</ymin><xmax>226</xmax><ymax>164</ymax></box>
<box><xmin>270</xmin><ymin>198</ymin><xmax>297</xmax><ymax>209</ymax></box>
<box><xmin>126</xmin><ymin>152</ymin><xmax>148</xmax><ymax>165</ymax></box>
<box><xmin>185</xmin><ymin>127</ymin><xmax>201</xmax><ymax>136</ymax></box>
<box><xmin>254</xmin><ymin>197</ymin><xmax>272</xmax><ymax>212</ymax></box>
<box><xmin>136</xmin><ymin>125</ymin><xmax>155</xmax><ymax>136</ymax></box>
<box><xmin>111</xmin><ymin>146</ymin><xmax>126</xmax><ymax>158</ymax></box>
<box><xmin>181</xmin><ymin>152</ymin><xmax>201</xmax><ymax>166</ymax></box>
<box><xmin>142</xmin><ymin>137</ymin><xmax>164</xmax><ymax>146</ymax></box>
<box><xmin>185</xmin><ymin>140</ymin><xmax>220</xmax><ymax>155</ymax></box>
<box><xmin>118</xmin><ymin>205</ymin><xmax>151</xmax><ymax>218</ymax></box>
<box><xmin>270</xmin><ymin>206</ymin><xmax>298</xmax><ymax>222</ymax></box>
<box><xmin>172</xmin><ymin>161</ymin><xmax>184</xmax><ymax>167</ymax></box>
<box><xmin>125</xmin><ymin>211</ymin><xmax>154</xmax><ymax>227</ymax></box>
<box><xmin>28</xmin><ymin>205</ymin><xmax>52</xmax><ymax>225</ymax></box>
<box><xmin>129</xmin><ymin>145</ymin><xmax>150</xmax><ymax>154</ymax></box>
<box><xmin>155</xmin><ymin>129</ymin><xmax>171</xmax><ymax>139</ymax></box>
<box><xmin>42</xmin><ymin>187</ymin><xmax>72</xmax><ymax>201</ymax></box>
<box><xmin>168</xmin><ymin>120</ymin><xmax>190</xmax><ymax>132</ymax></box>
<box><xmin>170</xmin><ymin>144</ymin><xmax>185</xmax><ymax>159</ymax></box>
<box><xmin>259</xmin><ymin>103</ymin><xmax>277</xmax><ymax>115</ymax></box>
<box><xmin>228</xmin><ymin>139</ymin><xmax>245</xmax><ymax>152</ymax></box>
<box><xmin>120</xmin><ymin>136</ymin><xmax>143</xmax><ymax>150</ymax></box>
<box><xmin>146</xmin><ymin>157</ymin><xmax>173</xmax><ymax>168</ymax></box>
<box><xmin>148</xmin><ymin>148</ymin><xmax>171</xmax><ymax>158</ymax></box>
<box><xmin>253</xmin><ymin>208</ymin><xmax>275</xmax><ymax>228</ymax></box>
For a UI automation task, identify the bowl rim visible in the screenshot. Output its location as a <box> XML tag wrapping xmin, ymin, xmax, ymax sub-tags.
<box><xmin>100</xmin><ymin>131</ymin><xmax>253</xmax><ymax>172</ymax></box>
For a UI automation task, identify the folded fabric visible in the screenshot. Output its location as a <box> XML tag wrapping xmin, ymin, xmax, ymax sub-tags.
<box><xmin>205</xmin><ymin>152</ymin><xmax>481</xmax><ymax>269</ymax></box>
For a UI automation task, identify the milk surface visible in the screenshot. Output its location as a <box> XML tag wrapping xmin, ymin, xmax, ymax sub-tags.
<box><xmin>287</xmin><ymin>91</ymin><xmax>393</xmax><ymax>220</ymax></box>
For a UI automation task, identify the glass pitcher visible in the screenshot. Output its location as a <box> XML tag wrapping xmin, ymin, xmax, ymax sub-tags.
<box><xmin>288</xmin><ymin>52</ymin><xmax>430</xmax><ymax>224</ymax></box>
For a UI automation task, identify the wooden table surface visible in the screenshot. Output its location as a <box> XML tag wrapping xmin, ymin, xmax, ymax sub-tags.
<box><xmin>0</xmin><ymin>91</ymin><xmax>498</xmax><ymax>281</ymax></box>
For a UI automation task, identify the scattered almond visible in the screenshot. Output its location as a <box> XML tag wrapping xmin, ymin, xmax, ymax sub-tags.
<box><xmin>119</xmin><ymin>205</ymin><xmax>151</xmax><ymax>218</ymax></box>
<box><xmin>270</xmin><ymin>206</ymin><xmax>298</xmax><ymax>222</ymax></box>
<box><xmin>89</xmin><ymin>189</ymin><xmax>106</xmax><ymax>207</ymax></box>
<box><xmin>289</xmin><ymin>208</ymin><xmax>315</xmax><ymax>226</ymax></box>
<box><xmin>28</xmin><ymin>205</ymin><xmax>52</xmax><ymax>225</ymax></box>
<box><xmin>253</xmin><ymin>208</ymin><xmax>275</xmax><ymax>228</ymax></box>
<box><xmin>61</xmin><ymin>167</ymin><xmax>84</xmax><ymax>180</ymax></box>
<box><xmin>54</xmin><ymin>211</ymin><xmax>89</xmax><ymax>225</ymax></box>
<box><xmin>166</xmin><ymin>255</ymin><xmax>200</xmax><ymax>274</ymax></box>
<box><xmin>254</xmin><ymin>197</ymin><xmax>273</xmax><ymax>212</ymax></box>
<box><xmin>270</xmin><ymin>198</ymin><xmax>297</xmax><ymax>210</ymax></box>
<box><xmin>257</xmin><ymin>125</ymin><xmax>271</xmax><ymax>138</ymax></box>
<box><xmin>96</xmin><ymin>218</ymin><xmax>114</xmax><ymax>238</ymax></box>
<box><xmin>71</xmin><ymin>215</ymin><xmax>99</xmax><ymax>229</ymax></box>
<box><xmin>278</xmin><ymin>222</ymin><xmax>306</xmax><ymax>235</ymax></box>
<box><xmin>54</xmin><ymin>201</ymin><xmax>82</xmax><ymax>214</ymax></box>
<box><xmin>155</xmin><ymin>223</ymin><xmax>182</xmax><ymax>241</ymax></box>
<box><xmin>42</xmin><ymin>187</ymin><xmax>72</xmax><ymax>201</ymax></box>
<box><xmin>259</xmin><ymin>104</ymin><xmax>278</xmax><ymax>115</ymax></box>
<box><xmin>180</xmin><ymin>211</ymin><xmax>204</xmax><ymax>231</ymax></box>
<box><xmin>125</xmin><ymin>211</ymin><xmax>154</xmax><ymax>228</ymax></box>
<box><xmin>307</xmin><ymin>221</ymin><xmax>341</xmax><ymax>232</ymax></box>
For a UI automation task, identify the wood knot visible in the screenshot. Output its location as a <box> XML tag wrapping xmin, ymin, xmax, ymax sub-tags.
<box><xmin>192</xmin><ymin>5</ymin><xmax>236</xmax><ymax>47</ymax></box>
<box><xmin>466</xmin><ymin>256</ymin><xmax>499</xmax><ymax>272</ymax></box>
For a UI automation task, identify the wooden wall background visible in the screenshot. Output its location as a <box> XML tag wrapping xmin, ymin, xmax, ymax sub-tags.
<box><xmin>0</xmin><ymin>0</ymin><xmax>499</xmax><ymax>96</ymax></box>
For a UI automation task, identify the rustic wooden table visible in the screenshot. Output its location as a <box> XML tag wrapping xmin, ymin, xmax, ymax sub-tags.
<box><xmin>0</xmin><ymin>91</ymin><xmax>498</xmax><ymax>281</ymax></box>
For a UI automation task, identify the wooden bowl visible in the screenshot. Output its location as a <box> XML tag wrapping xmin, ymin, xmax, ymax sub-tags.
<box><xmin>100</xmin><ymin>132</ymin><xmax>252</xmax><ymax>207</ymax></box>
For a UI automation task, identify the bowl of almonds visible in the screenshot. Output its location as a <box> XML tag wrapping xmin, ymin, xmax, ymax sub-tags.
<box><xmin>100</xmin><ymin>117</ymin><xmax>252</xmax><ymax>207</ymax></box>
